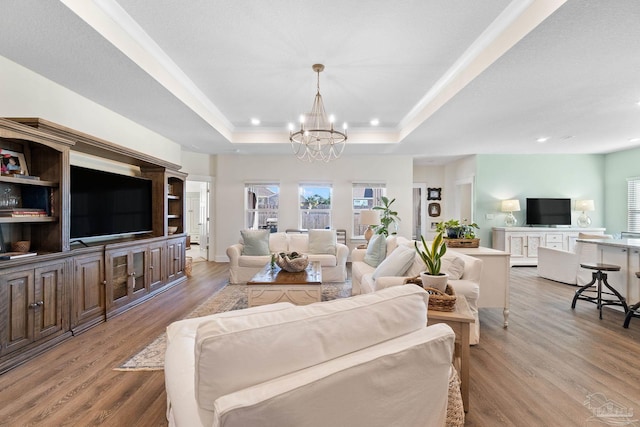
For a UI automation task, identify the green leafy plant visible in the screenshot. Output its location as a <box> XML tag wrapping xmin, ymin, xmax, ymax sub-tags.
<box><xmin>414</xmin><ymin>232</ymin><xmax>447</xmax><ymax>275</ymax></box>
<box><xmin>436</xmin><ymin>219</ymin><xmax>479</xmax><ymax>239</ymax></box>
<box><xmin>372</xmin><ymin>196</ymin><xmax>400</xmax><ymax>237</ymax></box>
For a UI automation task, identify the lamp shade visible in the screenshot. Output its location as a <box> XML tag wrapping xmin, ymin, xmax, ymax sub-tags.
<box><xmin>360</xmin><ymin>210</ymin><xmax>380</xmax><ymax>225</ymax></box>
<box><xmin>575</xmin><ymin>200</ymin><xmax>595</xmax><ymax>212</ymax></box>
<box><xmin>501</xmin><ymin>199</ymin><xmax>521</xmax><ymax>212</ymax></box>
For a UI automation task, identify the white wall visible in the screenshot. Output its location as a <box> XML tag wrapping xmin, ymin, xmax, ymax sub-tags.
<box><xmin>0</xmin><ymin>55</ymin><xmax>181</xmax><ymax>164</ymax></box>
<box><xmin>213</xmin><ymin>154</ymin><xmax>414</xmax><ymax>261</ymax></box>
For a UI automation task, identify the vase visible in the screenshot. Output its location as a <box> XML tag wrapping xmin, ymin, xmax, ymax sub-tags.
<box><xmin>420</xmin><ymin>272</ymin><xmax>449</xmax><ymax>292</ymax></box>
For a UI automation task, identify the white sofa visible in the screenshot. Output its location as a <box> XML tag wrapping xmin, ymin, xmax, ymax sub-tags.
<box><xmin>164</xmin><ymin>285</ymin><xmax>456</xmax><ymax>427</ymax></box>
<box><xmin>537</xmin><ymin>232</ymin><xmax>612</xmax><ymax>285</ymax></box>
<box><xmin>227</xmin><ymin>230</ymin><xmax>349</xmax><ymax>283</ymax></box>
<box><xmin>351</xmin><ymin>235</ymin><xmax>483</xmax><ymax>344</ymax></box>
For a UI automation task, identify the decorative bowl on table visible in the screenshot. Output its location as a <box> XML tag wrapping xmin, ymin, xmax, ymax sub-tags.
<box><xmin>276</xmin><ymin>252</ymin><xmax>309</xmax><ymax>272</ymax></box>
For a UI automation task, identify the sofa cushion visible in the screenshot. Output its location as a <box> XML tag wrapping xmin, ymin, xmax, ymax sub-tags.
<box><xmin>238</xmin><ymin>255</ymin><xmax>271</xmax><ymax>267</ymax></box>
<box><xmin>269</xmin><ymin>232</ymin><xmax>289</xmax><ymax>253</ymax></box>
<box><xmin>308</xmin><ymin>229</ymin><xmax>336</xmax><ymax>254</ymax></box>
<box><xmin>372</xmin><ymin>245</ymin><xmax>415</xmax><ymax>280</ymax></box>
<box><xmin>241</xmin><ymin>229</ymin><xmax>270</xmax><ymax>255</ymax></box>
<box><xmin>194</xmin><ymin>285</ymin><xmax>430</xmax><ymax>411</ymax></box>
<box><xmin>306</xmin><ymin>253</ymin><xmax>338</xmax><ymax>267</ymax></box>
<box><xmin>442</xmin><ymin>256</ymin><xmax>465</xmax><ymax>280</ymax></box>
<box><xmin>288</xmin><ymin>234</ymin><xmax>309</xmax><ymax>253</ymax></box>
<box><xmin>364</xmin><ymin>233</ymin><xmax>386</xmax><ymax>267</ymax></box>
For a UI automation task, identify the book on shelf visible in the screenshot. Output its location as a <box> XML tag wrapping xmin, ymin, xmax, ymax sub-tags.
<box><xmin>0</xmin><ymin>252</ymin><xmax>37</xmax><ymax>260</ymax></box>
<box><xmin>0</xmin><ymin>208</ymin><xmax>48</xmax><ymax>217</ymax></box>
<box><xmin>1</xmin><ymin>173</ymin><xmax>40</xmax><ymax>180</ymax></box>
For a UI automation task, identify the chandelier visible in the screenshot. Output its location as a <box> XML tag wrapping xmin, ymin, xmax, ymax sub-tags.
<box><xmin>290</xmin><ymin>64</ymin><xmax>347</xmax><ymax>162</ymax></box>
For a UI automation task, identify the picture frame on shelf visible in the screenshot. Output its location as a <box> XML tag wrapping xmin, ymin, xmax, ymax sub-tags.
<box><xmin>427</xmin><ymin>187</ymin><xmax>441</xmax><ymax>200</ymax></box>
<box><xmin>0</xmin><ymin>148</ymin><xmax>29</xmax><ymax>176</ymax></box>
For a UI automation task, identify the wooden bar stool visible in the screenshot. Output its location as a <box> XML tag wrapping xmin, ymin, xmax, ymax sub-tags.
<box><xmin>571</xmin><ymin>263</ymin><xmax>628</xmax><ymax>319</ymax></box>
<box><xmin>623</xmin><ymin>272</ymin><xmax>640</xmax><ymax>328</ymax></box>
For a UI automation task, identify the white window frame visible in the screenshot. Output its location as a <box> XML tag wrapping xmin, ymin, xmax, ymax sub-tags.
<box><xmin>299</xmin><ymin>183</ymin><xmax>332</xmax><ymax>230</ymax></box>
<box><xmin>245</xmin><ymin>183</ymin><xmax>279</xmax><ymax>231</ymax></box>
<box><xmin>352</xmin><ymin>183</ymin><xmax>386</xmax><ymax>239</ymax></box>
<box><xmin>628</xmin><ymin>177</ymin><xmax>640</xmax><ymax>232</ymax></box>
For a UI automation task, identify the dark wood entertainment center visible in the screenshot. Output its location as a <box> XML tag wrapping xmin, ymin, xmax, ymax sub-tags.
<box><xmin>0</xmin><ymin>118</ymin><xmax>188</xmax><ymax>374</ymax></box>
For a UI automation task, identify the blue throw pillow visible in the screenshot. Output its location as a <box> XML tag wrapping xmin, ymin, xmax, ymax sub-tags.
<box><xmin>364</xmin><ymin>233</ymin><xmax>386</xmax><ymax>267</ymax></box>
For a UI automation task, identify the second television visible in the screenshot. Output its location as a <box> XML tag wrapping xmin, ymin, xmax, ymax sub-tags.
<box><xmin>526</xmin><ymin>198</ymin><xmax>571</xmax><ymax>226</ymax></box>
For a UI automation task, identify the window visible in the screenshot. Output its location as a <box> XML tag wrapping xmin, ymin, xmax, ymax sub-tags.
<box><xmin>628</xmin><ymin>178</ymin><xmax>640</xmax><ymax>232</ymax></box>
<box><xmin>245</xmin><ymin>183</ymin><xmax>279</xmax><ymax>231</ymax></box>
<box><xmin>299</xmin><ymin>184</ymin><xmax>332</xmax><ymax>229</ymax></box>
<box><xmin>352</xmin><ymin>183</ymin><xmax>386</xmax><ymax>238</ymax></box>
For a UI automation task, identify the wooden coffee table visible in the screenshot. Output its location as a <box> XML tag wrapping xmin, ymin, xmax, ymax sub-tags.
<box><xmin>247</xmin><ymin>261</ymin><xmax>322</xmax><ymax>307</ymax></box>
<box><xmin>427</xmin><ymin>295</ymin><xmax>475</xmax><ymax>412</ymax></box>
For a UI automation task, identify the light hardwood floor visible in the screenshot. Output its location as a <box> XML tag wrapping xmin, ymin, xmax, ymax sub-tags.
<box><xmin>1</xmin><ymin>262</ymin><xmax>639</xmax><ymax>426</ymax></box>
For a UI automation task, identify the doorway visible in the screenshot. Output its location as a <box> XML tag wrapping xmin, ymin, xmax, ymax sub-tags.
<box><xmin>185</xmin><ymin>180</ymin><xmax>210</xmax><ymax>262</ymax></box>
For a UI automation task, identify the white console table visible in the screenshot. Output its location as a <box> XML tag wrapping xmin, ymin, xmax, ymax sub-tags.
<box><xmin>453</xmin><ymin>246</ymin><xmax>511</xmax><ymax>327</ymax></box>
<box><xmin>492</xmin><ymin>227</ymin><xmax>606</xmax><ymax>266</ymax></box>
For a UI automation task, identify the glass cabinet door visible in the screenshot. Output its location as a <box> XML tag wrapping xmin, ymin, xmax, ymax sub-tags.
<box><xmin>132</xmin><ymin>250</ymin><xmax>146</xmax><ymax>294</ymax></box>
<box><xmin>111</xmin><ymin>254</ymin><xmax>128</xmax><ymax>301</ymax></box>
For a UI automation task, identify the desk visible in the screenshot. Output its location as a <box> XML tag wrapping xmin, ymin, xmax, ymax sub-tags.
<box><xmin>427</xmin><ymin>295</ymin><xmax>475</xmax><ymax>412</ymax></box>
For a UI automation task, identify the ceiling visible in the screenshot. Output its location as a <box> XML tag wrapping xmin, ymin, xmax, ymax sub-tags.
<box><xmin>1</xmin><ymin>0</ymin><xmax>639</xmax><ymax>164</ymax></box>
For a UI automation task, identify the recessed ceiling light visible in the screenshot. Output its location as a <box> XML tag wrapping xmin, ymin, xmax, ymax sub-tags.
<box><xmin>370</xmin><ymin>119</ymin><xmax>379</xmax><ymax>126</ymax></box>
<box><xmin>536</xmin><ymin>137</ymin><xmax>549</xmax><ymax>143</ymax></box>
<box><xmin>251</xmin><ymin>118</ymin><xmax>260</xmax><ymax>125</ymax></box>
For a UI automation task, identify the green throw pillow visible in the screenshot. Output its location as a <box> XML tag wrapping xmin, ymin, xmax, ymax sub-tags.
<box><xmin>364</xmin><ymin>233</ymin><xmax>386</xmax><ymax>267</ymax></box>
<box><xmin>241</xmin><ymin>229</ymin><xmax>270</xmax><ymax>255</ymax></box>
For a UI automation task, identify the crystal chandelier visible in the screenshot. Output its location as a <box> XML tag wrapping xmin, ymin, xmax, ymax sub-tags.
<box><xmin>290</xmin><ymin>64</ymin><xmax>347</xmax><ymax>162</ymax></box>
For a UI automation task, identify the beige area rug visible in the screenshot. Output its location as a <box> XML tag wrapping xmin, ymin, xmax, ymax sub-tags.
<box><xmin>115</xmin><ymin>282</ymin><xmax>352</xmax><ymax>371</ymax></box>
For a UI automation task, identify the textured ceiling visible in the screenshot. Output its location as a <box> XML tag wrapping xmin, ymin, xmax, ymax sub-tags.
<box><xmin>1</xmin><ymin>0</ymin><xmax>639</xmax><ymax>163</ymax></box>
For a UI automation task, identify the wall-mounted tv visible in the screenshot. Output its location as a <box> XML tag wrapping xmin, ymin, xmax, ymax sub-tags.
<box><xmin>526</xmin><ymin>198</ymin><xmax>571</xmax><ymax>226</ymax></box>
<box><xmin>70</xmin><ymin>165</ymin><xmax>153</xmax><ymax>239</ymax></box>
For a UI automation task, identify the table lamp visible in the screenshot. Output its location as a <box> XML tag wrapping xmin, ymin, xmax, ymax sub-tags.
<box><xmin>501</xmin><ymin>199</ymin><xmax>520</xmax><ymax>227</ymax></box>
<box><xmin>360</xmin><ymin>210</ymin><xmax>380</xmax><ymax>244</ymax></box>
<box><xmin>575</xmin><ymin>199</ymin><xmax>594</xmax><ymax>227</ymax></box>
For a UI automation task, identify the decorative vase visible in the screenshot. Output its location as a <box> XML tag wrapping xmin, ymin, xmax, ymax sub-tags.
<box><xmin>420</xmin><ymin>271</ymin><xmax>449</xmax><ymax>292</ymax></box>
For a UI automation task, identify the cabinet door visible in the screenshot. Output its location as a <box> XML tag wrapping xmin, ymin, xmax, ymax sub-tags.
<box><xmin>105</xmin><ymin>247</ymin><xmax>149</xmax><ymax>314</ymax></box>
<box><xmin>506</xmin><ymin>234</ymin><xmax>526</xmax><ymax>259</ymax></box>
<box><xmin>131</xmin><ymin>248</ymin><xmax>148</xmax><ymax>298</ymax></box>
<box><xmin>73</xmin><ymin>254</ymin><xmax>105</xmax><ymax>330</ymax></box>
<box><xmin>33</xmin><ymin>263</ymin><xmax>65</xmax><ymax>341</ymax></box>
<box><xmin>149</xmin><ymin>241</ymin><xmax>165</xmax><ymax>292</ymax></box>
<box><xmin>525</xmin><ymin>234</ymin><xmax>544</xmax><ymax>258</ymax></box>
<box><xmin>167</xmin><ymin>237</ymin><xmax>185</xmax><ymax>281</ymax></box>
<box><xmin>0</xmin><ymin>269</ymin><xmax>35</xmax><ymax>356</ymax></box>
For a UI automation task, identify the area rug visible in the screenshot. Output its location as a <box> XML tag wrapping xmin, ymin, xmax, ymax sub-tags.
<box><xmin>115</xmin><ymin>282</ymin><xmax>352</xmax><ymax>371</ymax></box>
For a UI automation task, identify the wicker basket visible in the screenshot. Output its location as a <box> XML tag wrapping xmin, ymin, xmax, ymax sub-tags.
<box><xmin>185</xmin><ymin>256</ymin><xmax>193</xmax><ymax>277</ymax></box>
<box><xmin>444</xmin><ymin>238</ymin><xmax>479</xmax><ymax>248</ymax></box>
<box><xmin>403</xmin><ymin>276</ymin><xmax>457</xmax><ymax>311</ymax></box>
<box><xmin>12</xmin><ymin>240</ymin><xmax>31</xmax><ymax>252</ymax></box>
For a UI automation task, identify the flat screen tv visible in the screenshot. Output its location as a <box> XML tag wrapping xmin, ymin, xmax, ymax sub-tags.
<box><xmin>70</xmin><ymin>165</ymin><xmax>153</xmax><ymax>239</ymax></box>
<box><xmin>526</xmin><ymin>198</ymin><xmax>571</xmax><ymax>226</ymax></box>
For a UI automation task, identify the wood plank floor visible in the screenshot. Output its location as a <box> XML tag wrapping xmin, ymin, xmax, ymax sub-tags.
<box><xmin>1</xmin><ymin>262</ymin><xmax>639</xmax><ymax>426</ymax></box>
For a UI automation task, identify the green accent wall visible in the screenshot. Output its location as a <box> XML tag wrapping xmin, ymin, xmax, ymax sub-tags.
<box><xmin>603</xmin><ymin>146</ymin><xmax>640</xmax><ymax>235</ymax></box>
<box><xmin>474</xmin><ymin>154</ymin><xmax>605</xmax><ymax>246</ymax></box>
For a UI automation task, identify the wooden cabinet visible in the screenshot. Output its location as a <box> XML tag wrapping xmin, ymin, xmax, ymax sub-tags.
<box><xmin>167</xmin><ymin>236</ymin><xmax>186</xmax><ymax>282</ymax></box>
<box><xmin>0</xmin><ymin>260</ymin><xmax>70</xmax><ymax>373</ymax></box>
<box><xmin>492</xmin><ymin>227</ymin><xmax>606</xmax><ymax>266</ymax></box>
<box><xmin>105</xmin><ymin>245</ymin><xmax>149</xmax><ymax>318</ymax></box>
<box><xmin>0</xmin><ymin>118</ymin><xmax>188</xmax><ymax>373</ymax></box>
<box><xmin>71</xmin><ymin>250</ymin><xmax>105</xmax><ymax>334</ymax></box>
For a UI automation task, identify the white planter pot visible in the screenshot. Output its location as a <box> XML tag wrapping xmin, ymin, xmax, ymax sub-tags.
<box><xmin>420</xmin><ymin>272</ymin><xmax>449</xmax><ymax>292</ymax></box>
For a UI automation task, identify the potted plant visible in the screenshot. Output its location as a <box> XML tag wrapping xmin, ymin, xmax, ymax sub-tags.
<box><xmin>372</xmin><ymin>196</ymin><xmax>400</xmax><ymax>237</ymax></box>
<box><xmin>436</xmin><ymin>219</ymin><xmax>480</xmax><ymax>247</ymax></box>
<box><xmin>414</xmin><ymin>232</ymin><xmax>448</xmax><ymax>291</ymax></box>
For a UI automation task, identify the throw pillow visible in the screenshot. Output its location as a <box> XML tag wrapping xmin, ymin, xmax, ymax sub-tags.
<box><xmin>308</xmin><ymin>229</ymin><xmax>337</xmax><ymax>254</ymax></box>
<box><xmin>364</xmin><ymin>233</ymin><xmax>386</xmax><ymax>267</ymax></box>
<box><xmin>442</xmin><ymin>256</ymin><xmax>465</xmax><ymax>280</ymax></box>
<box><xmin>372</xmin><ymin>245</ymin><xmax>415</xmax><ymax>280</ymax></box>
<box><xmin>240</xmin><ymin>229</ymin><xmax>270</xmax><ymax>255</ymax></box>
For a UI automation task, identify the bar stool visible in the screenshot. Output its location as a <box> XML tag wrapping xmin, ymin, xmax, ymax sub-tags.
<box><xmin>571</xmin><ymin>263</ymin><xmax>628</xmax><ymax>319</ymax></box>
<box><xmin>623</xmin><ymin>272</ymin><xmax>640</xmax><ymax>328</ymax></box>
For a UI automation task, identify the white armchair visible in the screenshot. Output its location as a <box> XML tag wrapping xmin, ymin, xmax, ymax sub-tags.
<box><xmin>537</xmin><ymin>233</ymin><xmax>611</xmax><ymax>285</ymax></box>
